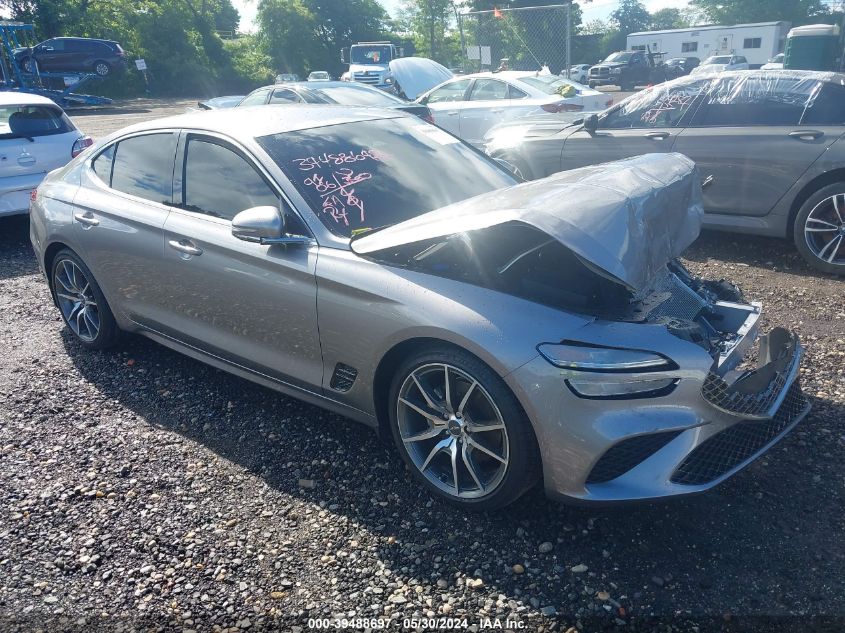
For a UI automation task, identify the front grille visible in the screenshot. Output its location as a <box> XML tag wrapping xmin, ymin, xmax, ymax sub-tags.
<box><xmin>671</xmin><ymin>382</ymin><xmax>808</xmax><ymax>485</ymax></box>
<box><xmin>590</xmin><ymin>67</ymin><xmax>609</xmax><ymax>77</ymax></box>
<box><xmin>641</xmin><ymin>270</ymin><xmax>708</xmax><ymax>322</ymax></box>
<box><xmin>587</xmin><ymin>430</ymin><xmax>683</xmax><ymax>484</ymax></box>
<box><xmin>353</xmin><ymin>73</ymin><xmax>380</xmax><ymax>84</ymax></box>
<box><xmin>702</xmin><ymin>349</ymin><xmax>798</xmax><ymax>418</ymax></box>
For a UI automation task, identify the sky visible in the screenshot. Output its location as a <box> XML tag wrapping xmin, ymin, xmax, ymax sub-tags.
<box><xmin>232</xmin><ymin>0</ymin><xmax>691</xmax><ymax>33</ymax></box>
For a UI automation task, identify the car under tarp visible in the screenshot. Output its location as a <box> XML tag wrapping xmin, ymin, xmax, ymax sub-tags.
<box><xmin>351</xmin><ymin>153</ymin><xmax>704</xmax><ymax>292</ymax></box>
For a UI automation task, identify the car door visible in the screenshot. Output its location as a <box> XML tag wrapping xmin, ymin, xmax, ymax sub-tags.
<box><xmin>420</xmin><ymin>78</ymin><xmax>472</xmax><ymax>136</ymax></box>
<box><xmin>459</xmin><ymin>78</ymin><xmax>516</xmax><ymax>146</ymax></box>
<box><xmin>673</xmin><ymin>75</ymin><xmax>845</xmax><ymax>217</ymax></box>
<box><xmin>159</xmin><ymin>132</ymin><xmax>322</xmax><ymax>389</ymax></box>
<box><xmin>71</xmin><ymin>131</ymin><xmax>178</xmax><ymax>326</ymax></box>
<box><xmin>560</xmin><ymin>78</ymin><xmax>707</xmax><ymax>171</ymax></box>
<box><xmin>35</xmin><ymin>39</ymin><xmax>65</xmax><ymax>71</ymax></box>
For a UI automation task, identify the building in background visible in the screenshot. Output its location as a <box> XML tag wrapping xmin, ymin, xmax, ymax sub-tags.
<box><xmin>627</xmin><ymin>22</ymin><xmax>792</xmax><ymax>67</ymax></box>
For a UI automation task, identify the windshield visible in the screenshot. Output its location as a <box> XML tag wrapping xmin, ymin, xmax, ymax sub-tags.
<box><xmin>705</xmin><ymin>56</ymin><xmax>732</xmax><ymax>64</ymax></box>
<box><xmin>518</xmin><ymin>75</ymin><xmax>582</xmax><ymax>95</ymax></box>
<box><xmin>350</xmin><ymin>45</ymin><xmax>392</xmax><ymax>65</ymax></box>
<box><xmin>605</xmin><ymin>52</ymin><xmax>633</xmax><ymax>63</ymax></box>
<box><xmin>0</xmin><ymin>104</ymin><xmax>74</xmax><ymax>139</ymax></box>
<box><xmin>316</xmin><ymin>84</ymin><xmax>404</xmax><ymax>106</ymax></box>
<box><xmin>257</xmin><ymin>117</ymin><xmax>515</xmax><ymax>238</ymax></box>
<box><xmin>310</xmin><ymin>72</ymin><xmax>329</xmax><ymax>79</ymax></box>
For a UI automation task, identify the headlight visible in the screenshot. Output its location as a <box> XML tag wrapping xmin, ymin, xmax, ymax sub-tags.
<box><xmin>537</xmin><ymin>342</ymin><xmax>673</xmax><ymax>372</ymax></box>
<box><xmin>384</xmin><ymin>77</ymin><xmax>393</xmax><ymax>84</ymax></box>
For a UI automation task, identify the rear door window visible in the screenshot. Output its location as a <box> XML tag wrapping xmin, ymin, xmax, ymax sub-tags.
<box><xmin>469</xmin><ymin>79</ymin><xmax>509</xmax><ymax>101</ymax></box>
<box><xmin>110</xmin><ymin>133</ymin><xmax>176</xmax><ymax>204</ymax></box>
<box><xmin>270</xmin><ymin>88</ymin><xmax>302</xmax><ymax>104</ymax></box>
<box><xmin>239</xmin><ymin>89</ymin><xmax>270</xmax><ymax>106</ymax></box>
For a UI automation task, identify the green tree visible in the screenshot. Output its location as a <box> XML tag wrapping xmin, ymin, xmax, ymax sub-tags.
<box><xmin>610</xmin><ymin>0</ymin><xmax>651</xmax><ymax>36</ymax></box>
<box><xmin>650</xmin><ymin>7</ymin><xmax>689</xmax><ymax>30</ymax></box>
<box><xmin>689</xmin><ymin>0</ymin><xmax>831</xmax><ymax>27</ymax></box>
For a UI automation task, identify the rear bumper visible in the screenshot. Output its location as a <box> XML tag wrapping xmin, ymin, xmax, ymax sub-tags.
<box><xmin>0</xmin><ymin>172</ymin><xmax>45</xmax><ymax>216</ymax></box>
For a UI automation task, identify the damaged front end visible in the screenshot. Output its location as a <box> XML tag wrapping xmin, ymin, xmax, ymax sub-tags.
<box><xmin>352</xmin><ymin>153</ymin><xmax>809</xmax><ymax>500</ymax></box>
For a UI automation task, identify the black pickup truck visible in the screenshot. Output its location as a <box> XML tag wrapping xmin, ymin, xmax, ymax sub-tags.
<box><xmin>587</xmin><ymin>50</ymin><xmax>668</xmax><ymax>91</ymax></box>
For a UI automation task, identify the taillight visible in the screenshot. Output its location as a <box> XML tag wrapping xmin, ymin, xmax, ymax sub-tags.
<box><xmin>30</xmin><ymin>189</ymin><xmax>37</xmax><ymax>203</ymax></box>
<box><xmin>605</xmin><ymin>98</ymin><xmax>614</xmax><ymax>107</ymax></box>
<box><xmin>72</xmin><ymin>136</ymin><xmax>94</xmax><ymax>158</ymax></box>
<box><xmin>541</xmin><ymin>102</ymin><xmax>584</xmax><ymax>114</ymax></box>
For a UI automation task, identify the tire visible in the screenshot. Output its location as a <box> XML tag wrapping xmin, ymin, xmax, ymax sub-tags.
<box><xmin>621</xmin><ymin>80</ymin><xmax>634</xmax><ymax>92</ymax></box>
<box><xmin>21</xmin><ymin>57</ymin><xmax>35</xmax><ymax>73</ymax></box>
<box><xmin>51</xmin><ymin>248</ymin><xmax>120</xmax><ymax>349</ymax></box>
<box><xmin>793</xmin><ymin>183</ymin><xmax>845</xmax><ymax>275</ymax></box>
<box><xmin>388</xmin><ymin>345</ymin><xmax>540</xmax><ymax>511</ymax></box>
<box><xmin>94</xmin><ymin>60</ymin><xmax>111</xmax><ymax>76</ymax></box>
<box><xmin>588</xmin><ymin>81</ymin><xmax>597</xmax><ymax>89</ymax></box>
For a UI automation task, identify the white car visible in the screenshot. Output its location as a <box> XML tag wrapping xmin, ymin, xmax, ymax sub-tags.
<box><xmin>0</xmin><ymin>92</ymin><xmax>89</xmax><ymax>217</ymax></box>
<box><xmin>307</xmin><ymin>71</ymin><xmax>331</xmax><ymax>81</ymax></box>
<box><xmin>691</xmin><ymin>55</ymin><xmax>750</xmax><ymax>75</ymax></box>
<box><xmin>761</xmin><ymin>53</ymin><xmax>785</xmax><ymax>70</ymax></box>
<box><xmin>566</xmin><ymin>64</ymin><xmax>591</xmax><ymax>84</ymax></box>
<box><xmin>417</xmin><ymin>71</ymin><xmax>612</xmax><ymax>147</ymax></box>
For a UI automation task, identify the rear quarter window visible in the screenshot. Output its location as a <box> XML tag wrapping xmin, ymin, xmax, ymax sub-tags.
<box><xmin>801</xmin><ymin>82</ymin><xmax>845</xmax><ymax>125</ymax></box>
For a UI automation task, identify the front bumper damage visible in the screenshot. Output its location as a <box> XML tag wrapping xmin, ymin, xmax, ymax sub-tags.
<box><xmin>507</xmin><ymin>308</ymin><xmax>810</xmax><ymax>504</ymax></box>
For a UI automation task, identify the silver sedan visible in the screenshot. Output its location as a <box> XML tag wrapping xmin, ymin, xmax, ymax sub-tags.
<box><xmin>29</xmin><ymin>106</ymin><xmax>809</xmax><ymax>509</ymax></box>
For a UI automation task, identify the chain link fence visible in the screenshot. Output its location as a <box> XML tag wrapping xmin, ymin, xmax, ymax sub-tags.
<box><xmin>457</xmin><ymin>4</ymin><xmax>572</xmax><ymax>76</ymax></box>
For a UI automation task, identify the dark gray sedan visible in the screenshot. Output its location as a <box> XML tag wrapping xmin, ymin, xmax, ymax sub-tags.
<box><xmin>487</xmin><ymin>70</ymin><xmax>845</xmax><ymax>275</ymax></box>
<box><xmin>29</xmin><ymin>106</ymin><xmax>808</xmax><ymax>509</ymax></box>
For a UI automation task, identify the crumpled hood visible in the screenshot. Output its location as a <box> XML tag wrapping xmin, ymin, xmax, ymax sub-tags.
<box><xmin>352</xmin><ymin>153</ymin><xmax>703</xmax><ymax>292</ymax></box>
<box><xmin>391</xmin><ymin>57</ymin><xmax>453</xmax><ymax>100</ymax></box>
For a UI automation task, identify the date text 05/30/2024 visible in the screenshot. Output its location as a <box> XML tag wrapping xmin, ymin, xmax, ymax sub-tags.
<box><xmin>306</xmin><ymin>617</ymin><xmax>526</xmax><ymax>629</ymax></box>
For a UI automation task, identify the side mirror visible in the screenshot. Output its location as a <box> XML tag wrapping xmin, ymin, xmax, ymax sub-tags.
<box><xmin>232</xmin><ymin>206</ymin><xmax>312</xmax><ymax>246</ymax></box>
<box><xmin>583</xmin><ymin>113</ymin><xmax>598</xmax><ymax>134</ymax></box>
<box><xmin>341</xmin><ymin>47</ymin><xmax>349</xmax><ymax>64</ymax></box>
<box><xmin>232</xmin><ymin>206</ymin><xmax>284</xmax><ymax>243</ymax></box>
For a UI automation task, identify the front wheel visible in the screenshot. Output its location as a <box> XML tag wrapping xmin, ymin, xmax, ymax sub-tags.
<box><xmin>389</xmin><ymin>346</ymin><xmax>540</xmax><ymax>510</ymax></box>
<box><xmin>51</xmin><ymin>249</ymin><xmax>120</xmax><ymax>349</ymax></box>
<box><xmin>793</xmin><ymin>183</ymin><xmax>845</xmax><ymax>275</ymax></box>
<box><xmin>21</xmin><ymin>57</ymin><xmax>36</xmax><ymax>73</ymax></box>
<box><xmin>94</xmin><ymin>60</ymin><xmax>111</xmax><ymax>76</ymax></box>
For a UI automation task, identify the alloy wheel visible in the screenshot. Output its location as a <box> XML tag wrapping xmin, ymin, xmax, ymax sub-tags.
<box><xmin>804</xmin><ymin>193</ymin><xmax>845</xmax><ymax>267</ymax></box>
<box><xmin>54</xmin><ymin>259</ymin><xmax>100</xmax><ymax>342</ymax></box>
<box><xmin>396</xmin><ymin>363</ymin><xmax>509</xmax><ymax>499</ymax></box>
<box><xmin>95</xmin><ymin>62</ymin><xmax>109</xmax><ymax>76</ymax></box>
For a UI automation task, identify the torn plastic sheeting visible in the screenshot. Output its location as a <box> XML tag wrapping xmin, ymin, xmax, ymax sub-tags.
<box><xmin>351</xmin><ymin>153</ymin><xmax>703</xmax><ymax>292</ymax></box>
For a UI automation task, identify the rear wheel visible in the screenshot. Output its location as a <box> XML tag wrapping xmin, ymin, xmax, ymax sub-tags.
<box><xmin>21</xmin><ymin>57</ymin><xmax>36</xmax><ymax>73</ymax></box>
<box><xmin>51</xmin><ymin>249</ymin><xmax>119</xmax><ymax>349</ymax></box>
<box><xmin>94</xmin><ymin>60</ymin><xmax>111</xmax><ymax>76</ymax></box>
<box><xmin>793</xmin><ymin>183</ymin><xmax>845</xmax><ymax>275</ymax></box>
<box><xmin>389</xmin><ymin>346</ymin><xmax>540</xmax><ymax>510</ymax></box>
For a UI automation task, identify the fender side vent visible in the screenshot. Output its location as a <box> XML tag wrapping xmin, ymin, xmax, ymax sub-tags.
<box><xmin>330</xmin><ymin>363</ymin><xmax>358</xmax><ymax>392</ymax></box>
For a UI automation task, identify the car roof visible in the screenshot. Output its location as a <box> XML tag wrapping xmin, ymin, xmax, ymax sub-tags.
<box><xmin>110</xmin><ymin>105</ymin><xmax>408</xmax><ymax>139</ymax></box>
<box><xmin>260</xmin><ymin>81</ymin><xmax>378</xmax><ymax>91</ymax></box>
<box><xmin>0</xmin><ymin>92</ymin><xmax>61</xmax><ymax>107</ymax></box>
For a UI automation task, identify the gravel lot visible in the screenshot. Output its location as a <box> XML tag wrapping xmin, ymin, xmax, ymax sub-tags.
<box><xmin>1</xmin><ymin>101</ymin><xmax>844</xmax><ymax>633</ymax></box>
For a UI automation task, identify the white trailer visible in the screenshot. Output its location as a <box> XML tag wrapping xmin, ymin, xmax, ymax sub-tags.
<box><xmin>627</xmin><ymin>22</ymin><xmax>791</xmax><ymax>67</ymax></box>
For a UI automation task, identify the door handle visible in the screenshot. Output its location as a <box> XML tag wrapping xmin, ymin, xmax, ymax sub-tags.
<box><xmin>645</xmin><ymin>131</ymin><xmax>671</xmax><ymax>140</ymax></box>
<box><xmin>168</xmin><ymin>239</ymin><xmax>203</xmax><ymax>256</ymax></box>
<box><xmin>491</xmin><ymin>109</ymin><xmax>505</xmax><ymax>113</ymax></box>
<box><xmin>446</xmin><ymin>110</ymin><xmax>459</xmax><ymax>116</ymax></box>
<box><xmin>788</xmin><ymin>130</ymin><xmax>823</xmax><ymax>140</ymax></box>
<box><xmin>73</xmin><ymin>212</ymin><xmax>99</xmax><ymax>227</ymax></box>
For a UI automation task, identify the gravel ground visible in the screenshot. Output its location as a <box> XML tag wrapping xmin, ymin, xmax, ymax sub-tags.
<box><xmin>1</xmin><ymin>102</ymin><xmax>844</xmax><ymax>633</ymax></box>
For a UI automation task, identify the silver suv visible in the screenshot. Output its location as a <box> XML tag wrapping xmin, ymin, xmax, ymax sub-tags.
<box><xmin>488</xmin><ymin>70</ymin><xmax>845</xmax><ymax>275</ymax></box>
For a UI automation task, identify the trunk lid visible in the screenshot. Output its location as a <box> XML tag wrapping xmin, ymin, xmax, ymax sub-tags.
<box><xmin>351</xmin><ymin>152</ymin><xmax>703</xmax><ymax>292</ymax></box>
